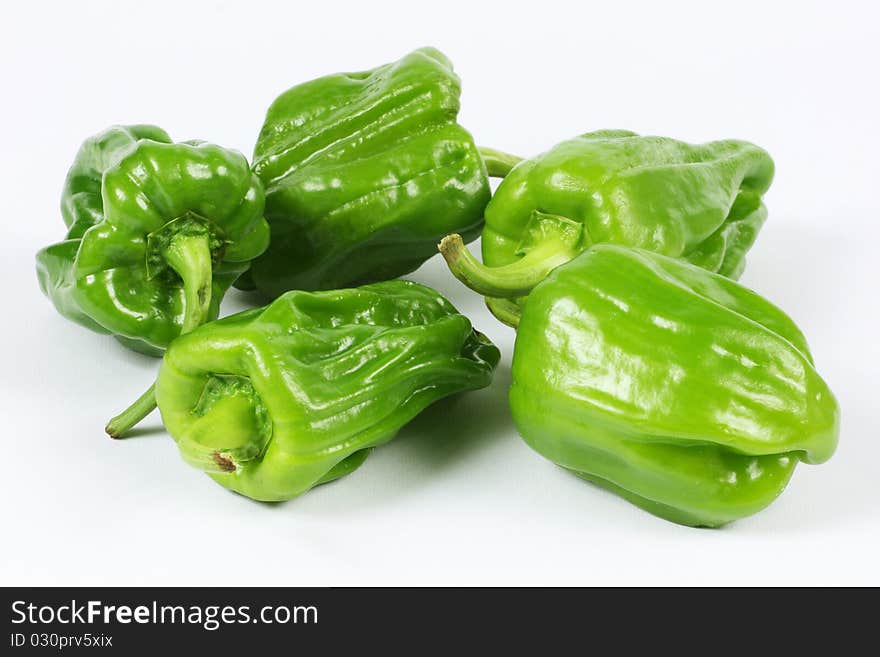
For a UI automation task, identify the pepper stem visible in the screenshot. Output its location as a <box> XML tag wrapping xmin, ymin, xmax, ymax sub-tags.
<box><xmin>162</xmin><ymin>232</ymin><xmax>214</xmax><ymax>334</ymax></box>
<box><xmin>486</xmin><ymin>298</ymin><xmax>523</xmax><ymax>329</ymax></box>
<box><xmin>105</xmin><ymin>383</ymin><xmax>157</xmax><ymax>438</ymax></box>
<box><xmin>106</xmin><ymin>231</ymin><xmax>214</xmax><ymax>439</ymax></box>
<box><xmin>438</xmin><ymin>233</ymin><xmax>577</xmax><ymax>298</ymax></box>
<box><xmin>478</xmin><ymin>146</ymin><xmax>523</xmax><ymax>178</ymax></box>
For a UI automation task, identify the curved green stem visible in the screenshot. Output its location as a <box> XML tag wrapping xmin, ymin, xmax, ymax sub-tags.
<box><xmin>486</xmin><ymin>298</ymin><xmax>523</xmax><ymax>329</ymax></box>
<box><xmin>162</xmin><ymin>232</ymin><xmax>214</xmax><ymax>334</ymax></box>
<box><xmin>105</xmin><ymin>383</ymin><xmax>157</xmax><ymax>438</ymax></box>
<box><xmin>438</xmin><ymin>233</ymin><xmax>577</xmax><ymax>298</ymax></box>
<box><xmin>478</xmin><ymin>146</ymin><xmax>523</xmax><ymax>178</ymax></box>
<box><xmin>106</xmin><ymin>232</ymin><xmax>213</xmax><ymax>439</ymax></box>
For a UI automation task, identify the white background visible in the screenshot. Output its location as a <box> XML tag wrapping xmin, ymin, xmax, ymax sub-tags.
<box><xmin>1</xmin><ymin>0</ymin><xmax>878</xmax><ymax>586</ymax></box>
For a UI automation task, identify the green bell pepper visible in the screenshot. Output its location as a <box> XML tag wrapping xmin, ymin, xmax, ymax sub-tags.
<box><xmin>509</xmin><ymin>245</ymin><xmax>838</xmax><ymax>527</ymax></box>
<box><xmin>439</xmin><ymin>130</ymin><xmax>774</xmax><ymax>326</ymax></box>
<box><xmin>133</xmin><ymin>280</ymin><xmax>499</xmax><ymax>501</ymax></box>
<box><xmin>36</xmin><ymin>125</ymin><xmax>270</xmax><ymax>355</ymax></box>
<box><xmin>238</xmin><ymin>47</ymin><xmax>500</xmax><ymax>298</ymax></box>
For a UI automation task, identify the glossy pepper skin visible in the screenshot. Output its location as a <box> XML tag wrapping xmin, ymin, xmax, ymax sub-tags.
<box><xmin>239</xmin><ymin>47</ymin><xmax>491</xmax><ymax>298</ymax></box>
<box><xmin>440</xmin><ymin>130</ymin><xmax>774</xmax><ymax>325</ymax></box>
<box><xmin>36</xmin><ymin>125</ymin><xmax>270</xmax><ymax>356</ymax></box>
<box><xmin>154</xmin><ymin>280</ymin><xmax>500</xmax><ymax>501</ymax></box>
<box><xmin>510</xmin><ymin>245</ymin><xmax>838</xmax><ymax>527</ymax></box>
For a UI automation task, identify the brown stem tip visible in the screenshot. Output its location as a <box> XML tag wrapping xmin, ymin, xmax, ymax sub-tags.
<box><xmin>438</xmin><ymin>233</ymin><xmax>464</xmax><ymax>264</ymax></box>
<box><xmin>212</xmin><ymin>452</ymin><xmax>236</xmax><ymax>473</ymax></box>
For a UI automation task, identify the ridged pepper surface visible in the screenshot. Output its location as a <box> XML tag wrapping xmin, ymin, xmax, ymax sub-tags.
<box><xmin>36</xmin><ymin>125</ymin><xmax>269</xmax><ymax>355</ymax></box>
<box><xmin>154</xmin><ymin>280</ymin><xmax>500</xmax><ymax>501</ymax></box>
<box><xmin>510</xmin><ymin>245</ymin><xmax>838</xmax><ymax>527</ymax></box>
<box><xmin>440</xmin><ymin>130</ymin><xmax>773</xmax><ymax>326</ymax></box>
<box><xmin>240</xmin><ymin>47</ymin><xmax>492</xmax><ymax>297</ymax></box>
